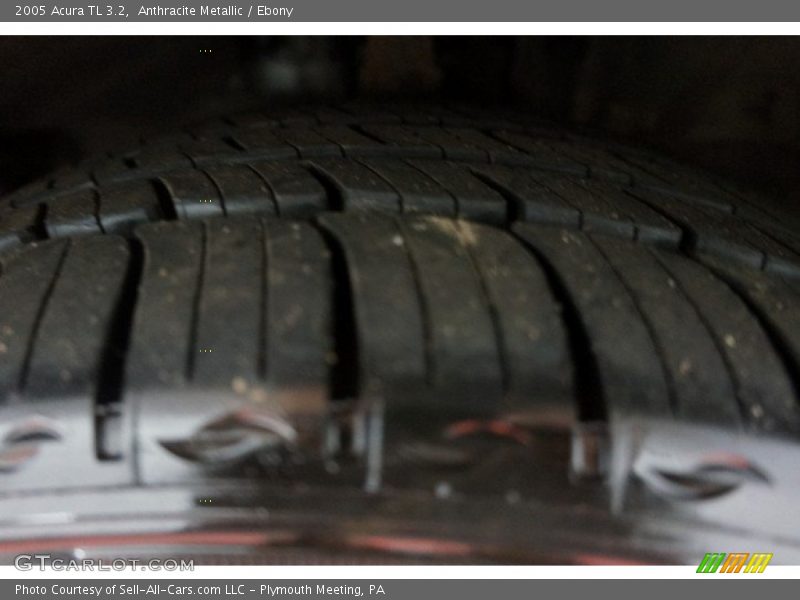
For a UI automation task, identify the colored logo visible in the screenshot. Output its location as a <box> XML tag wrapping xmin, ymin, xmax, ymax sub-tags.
<box><xmin>697</xmin><ymin>552</ymin><xmax>773</xmax><ymax>573</ymax></box>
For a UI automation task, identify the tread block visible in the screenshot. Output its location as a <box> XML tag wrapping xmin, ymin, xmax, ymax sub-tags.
<box><xmin>94</xmin><ymin>148</ymin><xmax>193</xmax><ymax>186</ymax></box>
<box><xmin>513</xmin><ymin>224</ymin><xmax>672</xmax><ymax>418</ymax></box>
<box><xmin>249</xmin><ymin>161</ymin><xmax>327</xmax><ymax>217</ymax></box>
<box><xmin>491</xmin><ymin>130</ymin><xmax>589</xmax><ymax>175</ymax></box>
<box><xmin>584</xmin><ymin>180</ymin><xmax>683</xmax><ymax>246</ymax></box>
<box><xmin>316</xmin><ymin>124</ymin><xmax>387</xmax><ymax>157</ymax></box>
<box><xmin>457</xmin><ymin>221</ymin><xmax>574</xmax><ymax>419</ymax></box>
<box><xmin>619</xmin><ymin>151</ymin><xmax>735</xmax><ymax>211</ymax></box>
<box><xmin>172</xmin><ymin>217</ymin><xmax>334</xmax><ymax>391</ymax></box>
<box><xmin>274</xmin><ymin>127</ymin><xmax>342</xmax><ymax>158</ymax></box>
<box><xmin>204</xmin><ymin>164</ymin><xmax>277</xmax><ymax>216</ymax></box>
<box><xmin>360</xmin><ymin>159</ymin><xmax>456</xmax><ymax>216</ymax></box>
<box><xmin>132</xmin><ymin>218</ymin><xmax>332</xmax><ymax>484</ymax></box>
<box><xmin>99</xmin><ymin>181</ymin><xmax>163</xmax><ymax>235</ymax></box>
<box><xmin>739</xmin><ymin>222</ymin><xmax>800</xmax><ymax>278</ymax></box>
<box><xmin>0</xmin><ymin>237</ymin><xmax>132</xmax><ymax>491</ymax></box>
<box><xmin>545</xmin><ymin>139</ymin><xmax>636</xmax><ymax>184</ymax></box>
<box><xmin>159</xmin><ymin>170</ymin><xmax>223</xmax><ymax>219</ymax></box>
<box><xmin>536</xmin><ymin>175</ymin><xmax>683</xmax><ymax>246</ymax></box>
<box><xmin>49</xmin><ymin>169</ymin><xmax>95</xmax><ymax>193</ymax></box>
<box><xmin>263</xmin><ymin>220</ymin><xmax>333</xmax><ymax>392</ymax></box>
<box><xmin>45</xmin><ymin>190</ymin><xmax>102</xmax><ymax>238</ymax></box>
<box><xmin>472</xmin><ymin>164</ymin><xmax>580</xmax><ymax>227</ymax></box>
<box><xmin>704</xmin><ymin>257</ymin><xmax>800</xmax><ymax>377</ymax></box>
<box><xmin>407</xmin><ymin>159</ymin><xmax>507</xmax><ymax>224</ymax></box>
<box><xmin>406</xmin><ymin>126</ymin><xmax>488</xmax><ymax>162</ymax></box>
<box><xmin>359</xmin><ymin>125</ymin><xmax>443</xmax><ymax>159</ymax></box>
<box><xmin>654</xmin><ymin>251</ymin><xmax>800</xmax><ymax>433</ymax></box>
<box><xmin>630</xmin><ymin>187</ymin><xmax>800</xmax><ymax>271</ymax></box>
<box><xmin>0</xmin><ymin>204</ymin><xmax>41</xmax><ymax>251</ymax></box>
<box><xmin>91</xmin><ymin>158</ymin><xmax>140</xmax><ymax>187</ymax></box>
<box><xmin>5</xmin><ymin>179</ymin><xmax>50</xmax><ymax>209</ymax></box>
<box><xmin>309</xmin><ymin>157</ymin><xmax>400</xmax><ymax>212</ymax></box>
<box><xmin>180</xmin><ymin>135</ymin><xmax>245</xmax><ymax>164</ymax></box>
<box><xmin>445</xmin><ymin>128</ymin><xmax>532</xmax><ymax>166</ymax></box>
<box><xmin>192</xmin><ymin>219</ymin><xmax>264</xmax><ymax>386</ymax></box>
<box><xmin>126</xmin><ymin>221</ymin><xmax>204</xmax><ymax>388</ymax></box>
<box><xmin>228</xmin><ymin>128</ymin><xmax>298</xmax><ymax>160</ymax></box>
<box><xmin>318</xmin><ymin>213</ymin><xmax>427</xmax><ymax>399</ymax></box>
<box><xmin>592</xmin><ymin>237</ymin><xmax>740</xmax><ymax>425</ymax></box>
<box><xmin>399</xmin><ymin>217</ymin><xmax>504</xmax><ymax>413</ymax></box>
<box><xmin>715</xmin><ymin>183</ymin><xmax>793</xmax><ymax>230</ymax></box>
<box><xmin>538</xmin><ymin>176</ymin><xmax>636</xmax><ymax>239</ymax></box>
<box><xmin>0</xmin><ymin>240</ymin><xmax>69</xmax><ymax>401</ymax></box>
<box><xmin>25</xmin><ymin>236</ymin><xmax>130</xmax><ymax>398</ymax></box>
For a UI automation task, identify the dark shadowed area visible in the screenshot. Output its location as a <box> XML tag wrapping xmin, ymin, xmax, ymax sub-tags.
<box><xmin>1</xmin><ymin>36</ymin><xmax>799</xmax><ymax>216</ymax></box>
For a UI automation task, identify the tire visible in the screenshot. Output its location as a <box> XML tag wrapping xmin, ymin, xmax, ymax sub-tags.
<box><xmin>1</xmin><ymin>104</ymin><xmax>800</xmax><ymax>563</ymax></box>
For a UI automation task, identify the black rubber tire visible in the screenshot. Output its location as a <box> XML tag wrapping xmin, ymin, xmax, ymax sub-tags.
<box><xmin>1</xmin><ymin>104</ymin><xmax>800</xmax><ymax>531</ymax></box>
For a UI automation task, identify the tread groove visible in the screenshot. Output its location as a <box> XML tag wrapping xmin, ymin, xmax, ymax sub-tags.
<box><xmin>648</xmin><ymin>250</ymin><xmax>750</xmax><ymax>425</ymax></box>
<box><xmin>396</xmin><ymin>219</ymin><xmax>435</xmax><ymax>388</ymax></box>
<box><xmin>18</xmin><ymin>239</ymin><xmax>71</xmax><ymax>392</ymax></box>
<box><xmin>621</xmin><ymin>188</ymin><xmax>695</xmax><ymax>252</ymax></box>
<box><xmin>455</xmin><ymin>220</ymin><xmax>510</xmax><ymax>397</ymax></box>
<box><xmin>221</xmin><ymin>135</ymin><xmax>247</xmax><ymax>152</ymax></box>
<box><xmin>348</xmin><ymin>123</ymin><xmax>387</xmax><ymax>146</ymax></box>
<box><xmin>31</xmin><ymin>202</ymin><xmax>50</xmax><ymax>242</ymax></box>
<box><xmin>511</xmin><ymin>230</ymin><xmax>606</xmax><ymax>421</ymax></box>
<box><xmin>245</xmin><ymin>164</ymin><xmax>282</xmax><ymax>216</ymax></box>
<box><xmin>466</xmin><ymin>168</ymin><xmax>517</xmax><ymax>223</ymax></box>
<box><xmin>92</xmin><ymin>190</ymin><xmax>106</xmax><ymax>234</ymax></box>
<box><xmin>304</xmin><ymin>163</ymin><xmax>342</xmax><ymax>211</ymax></box>
<box><xmin>151</xmin><ymin>178</ymin><xmax>179</xmax><ymax>221</ymax></box>
<box><xmin>186</xmin><ymin>221</ymin><xmax>208</xmax><ymax>381</ymax></box>
<box><xmin>589</xmin><ymin>237</ymin><xmax>678</xmax><ymax>416</ymax></box>
<box><xmin>257</xmin><ymin>218</ymin><xmax>268</xmax><ymax>379</ymax></box>
<box><xmin>202</xmin><ymin>167</ymin><xmax>229</xmax><ymax>216</ymax></box>
<box><xmin>706</xmin><ymin>264</ymin><xmax>800</xmax><ymax>414</ymax></box>
<box><xmin>94</xmin><ymin>237</ymin><xmax>144</xmax><ymax>460</ymax></box>
<box><xmin>355</xmin><ymin>159</ymin><xmax>407</xmax><ymax>214</ymax></box>
<box><xmin>316</xmin><ymin>224</ymin><xmax>360</xmax><ymax>400</ymax></box>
